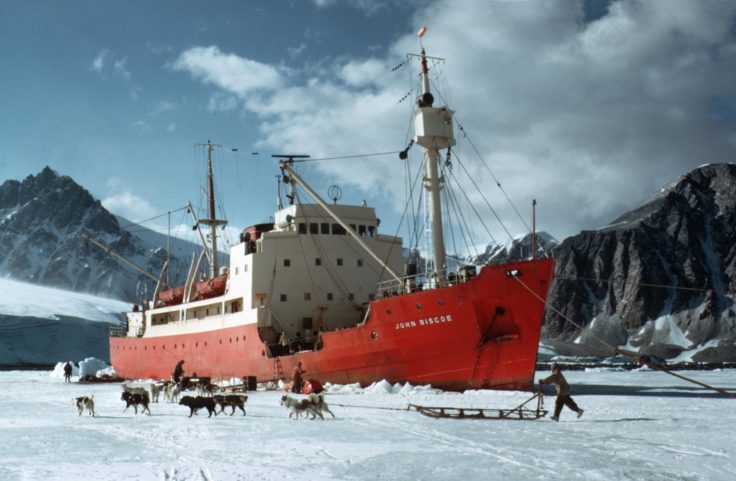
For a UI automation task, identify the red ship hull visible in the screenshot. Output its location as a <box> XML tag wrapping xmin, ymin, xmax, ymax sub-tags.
<box><xmin>110</xmin><ymin>258</ymin><xmax>553</xmax><ymax>391</ymax></box>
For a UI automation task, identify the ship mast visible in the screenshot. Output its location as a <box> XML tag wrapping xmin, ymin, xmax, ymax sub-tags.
<box><xmin>195</xmin><ymin>140</ymin><xmax>228</xmax><ymax>278</ymax></box>
<box><xmin>411</xmin><ymin>33</ymin><xmax>455</xmax><ymax>282</ymax></box>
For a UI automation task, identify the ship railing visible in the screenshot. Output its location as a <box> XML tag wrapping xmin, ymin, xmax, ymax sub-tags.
<box><xmin>375</xmin><ymin>266</ymin><xmax>477</xmax><ymax>298</ymax></box>
<box><xmin>109</xmin><ymin>324</ymin><xmax>128</xmax><ymax>337</ymax></box>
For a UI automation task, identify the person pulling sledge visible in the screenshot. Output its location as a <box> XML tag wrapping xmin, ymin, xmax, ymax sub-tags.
<box><xmin>538</xmin><ymin>363</ymin><xmax>584</xmax><ymax>421</ymax></box>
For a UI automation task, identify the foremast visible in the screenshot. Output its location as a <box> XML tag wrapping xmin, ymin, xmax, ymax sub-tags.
<box><xmin>412</xmin><ymin>34</ymin><xmax>456</xmax><ymax>282</ymax></box>
<box><xmin>195</xmin><ymin>140</ymin><xmax>228</xmax><ymax>278</ymax></box>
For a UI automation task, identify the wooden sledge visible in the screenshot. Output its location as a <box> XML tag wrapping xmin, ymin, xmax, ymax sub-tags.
<box><xmin>409</xmin><ymin>393</ymin><xmax>547</xmax><ymax>421</ymax></box>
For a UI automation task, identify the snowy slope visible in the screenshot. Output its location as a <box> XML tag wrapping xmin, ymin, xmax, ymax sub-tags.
<box><xmin>0</xmin><ymin>278</ymin><xmax>129</xmax><ymax>365</ymax></box>
<box><xmin>0</xmin><ymin>277</ymin><xmax>129</xmax><ymax>322</ymax></box>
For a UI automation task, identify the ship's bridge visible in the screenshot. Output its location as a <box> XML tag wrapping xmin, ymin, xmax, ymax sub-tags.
<box><xmin>273</xmin><ymin>203</ymin><xmax>380</xmax><ymax>238</ymax></box>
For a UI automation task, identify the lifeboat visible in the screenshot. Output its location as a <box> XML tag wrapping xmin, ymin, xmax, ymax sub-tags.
<box><xmin>157</xmin><ymin>286</ymin><xmax>185</xmax><ymax>306</ymax></box>
<box><xmin>195</xmin><ymin>275</ymin><xmax>228</xmax><ymax>299</ymax></box>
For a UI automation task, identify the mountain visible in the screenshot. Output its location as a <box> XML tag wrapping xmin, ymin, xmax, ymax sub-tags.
<box><xmin>544</xmin><ymin>163</ymin><xmax>736</xmax><ymax>362</ymax></box>
<box><xmin>0</xmin><ymin>167</ymin><xmax>197</xmax><ymax>301</ymax></box>
<box><xmin>467</xmin><ymin>231</ymin><xmax>558</xmax><ymax>266</ymax></box>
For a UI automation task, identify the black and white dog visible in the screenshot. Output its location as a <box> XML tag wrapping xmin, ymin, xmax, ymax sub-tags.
<box><xmin>121</xmin><ymin>391</ymin><xmax>151</xmax><ymax>415</ymax></box>
<box><xmin>74</xmin><ymin>395</ymin><xmax>95</xmax><ymax>417</ymax></box>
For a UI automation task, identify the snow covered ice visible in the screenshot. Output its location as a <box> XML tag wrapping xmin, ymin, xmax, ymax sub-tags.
<box><xmin>0</xmin><ymin>369</ymin><xmax>734</xmax><ymax>480</ymax></box>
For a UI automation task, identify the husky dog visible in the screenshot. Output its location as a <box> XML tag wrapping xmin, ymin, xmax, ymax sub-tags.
<box><xmin>213</xmin><ymin>394</ymin><xmax>248</xmax><ymax>416</ymax></box>
<box><xmin>74</xmin><ymin>395</ymin><xmax>95</xmax><ymax>417</ymax></box>
<box><xmin>280</xmin><ymin>394</ymin><xmax>332</xmax><ymax>420</ymax></box>
<box><xmin>121</xmin><ymin>391</ymin><xmax>151</xmax><ymax>415</ymax></box>
<box><xmin>150</xmin><ymin>382</ymin><xmax>164</xmax><ymax>403</ymax></box>
<box><xmin>121</xmin><ymin>382</ymin><xmax>148</xmax><ymax>396</ymax></box>
<box><xmin>306</xmin><ymin>392</ymin><xmax>335</xmax><ymax>419</ymax></box>
<box><xmin>165</xmin><ymin>383</ymin><xmax>181</xmax><ymax>403</ymax></box>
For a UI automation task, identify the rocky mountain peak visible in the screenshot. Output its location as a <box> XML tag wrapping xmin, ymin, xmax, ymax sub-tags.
<box><xmin>0</xmin><ymin>168</ymin><xmax>191</xmax><ymax>301</ymax></box>
<box><xmin>544</xmin><ymin>163</ymin><xmax>736</xmax><ymax>362</ymax></box>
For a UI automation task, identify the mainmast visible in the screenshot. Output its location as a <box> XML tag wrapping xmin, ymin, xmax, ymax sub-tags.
<box><xmin>411</xmin><ymin>30</ymin><xmax>455</xmax><ymax>282</ymax></box>
<box><xmin>196</xmin><ymin>140</ymin><xmax>228</xmax><ymax>278</ymax></box>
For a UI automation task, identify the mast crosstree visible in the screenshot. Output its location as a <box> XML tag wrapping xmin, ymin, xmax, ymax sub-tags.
<box><xmin>411</xmin><ymin>40</ymin><xmax>456</xmax><ymax>282</ymax></box>
<box><xmin>195</xmin><ymin>140</ymin><xmax>228</xmax><ymax>278</ymax></box>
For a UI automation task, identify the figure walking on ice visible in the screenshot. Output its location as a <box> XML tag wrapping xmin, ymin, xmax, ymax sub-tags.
<box><xmin>538</xmin><ymin>363</ymin><xmax>584</xmax><ymax>421</ymax></box>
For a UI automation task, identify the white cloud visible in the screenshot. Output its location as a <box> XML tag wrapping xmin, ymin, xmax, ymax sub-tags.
<box><xmin>90</xmin><ymin>50</ymin><xmax>108</xmax><ymax>74</ymax></box>
<box><xmin>207</xmin><ymin>93</ymin><xmax>239</xmax><ymax>112</ymax></box>
<box><xmin>102</xmin><ymin>189</ymin><xmax>159</xmax><ymax>222</ymax></box>
<box><xmin>90</xmin><ymin>49</ymin><xmax>131</xmax><ymax>80</ymax></box>
<box><xmin>287</xmin><ymin>43</ymin><xmax>307</xmax><ymax>59</ymax></box>
<box><xmin>173</xmin><ymin>0</ymin><xmax>736</xmax><ymax>242</ymax></box>
<box><xmin>171</xmin><ymin>46</ymin><xmax>283</xmax><ymax>94</ymax></box>
<box><xmin>130</xmin><ymin>86</ymin><xmax>142</xmax><ymax>101</ymax></box>
<box><xmin>339</xmin><ymin>58</ymin><xmax>386</xmax><ymax>87</ymax></box>
<box><xmin>133</xmin><ymin>120</ymin><xmax>150</xmax><ymax>132</ymax></box>
<box><xmin>114</xmin><ymin>58</ymin><xmax>131</xmax><ymax>79</ymax></box>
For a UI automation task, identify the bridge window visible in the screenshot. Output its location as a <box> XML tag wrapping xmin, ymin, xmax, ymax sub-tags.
<box><xmin>283</xmin><ymin>259</ymin><xmax>291</xmax><ymax>267</ymax></box>
<box><xmin>315</xmin><ymin>258</ymin><xmax>322</xmax><ymax>266</ymax></box>
<box><xmin>358</xmin><ymin>225</ymin><xmax>367</xmax><ymax>236</ymax></box>
<box><xmin>332</xmin><ymin>224</ymin><xmax>346</xmax><ymax>235</ymax></box>
<box><xmin>298</xmin><ymin>223</ymin><xmax>307</xmax><ymax>234</ymax></box>
<box><xmin>357</xmin><ymin>259</ymin><xmax>363</xmax><ymax>267</ymax></box>
<box><xmin>337</xmin><ymin>258</ymin><xmax>343</xmax><ymax>266</ymax></box>
<box><xmin>309</xmin><ymin>223</ymin><xmax>318</xmax><ymax>234</ymax></box>
<box><xmin>321</xmin><ymin>223</ymin><xmax>329</xmax><ymax>234</ymax></box>
<box><xmin>327</xmin><ymin>293</ymin><xmax>333</xmax><ymax>301</ymax></box>
<box><xmin>280</xmin><ymin>294</ymin><xmax>287</xmax><ymax>302</ymax></box>
<box><xmin>304</xmin><ymin>292</ymin><xmax>311</xmax><ymax>301</ymax></box>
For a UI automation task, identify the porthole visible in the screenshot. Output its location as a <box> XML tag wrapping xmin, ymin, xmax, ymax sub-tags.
<box><xmin>371</xmin><ymin>331</ymin><xmax>378</xmax><ymax>340</ymax></box>
<box><xmin>416</xmin><ymin>303</ymin><xmax>422</xmax><ymax>309</ymax></box>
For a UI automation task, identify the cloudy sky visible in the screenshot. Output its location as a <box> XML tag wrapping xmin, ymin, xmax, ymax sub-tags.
<box><xmin>2</xmin><ymin>0</ymin><xmax>735</xmax><ymax>254</ymax></box>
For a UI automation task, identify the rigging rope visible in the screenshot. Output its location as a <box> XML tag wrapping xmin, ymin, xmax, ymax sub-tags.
<box><xmin>555</xmin><ymin>276</ymin><xmax>715</xmax><ymax>293</ymax></box>
<box><xmin>511</xmin><ymin>275</ymin><xmax>736</xmax><ymax>398</ymax></box>
<box><xmin>291</xmin><ymin>151</ymin><xmax>401</xmax><ymax>163</ymax></box>
<box><xmin>117</xmin><ymin>206</ymin><xmax>188</xmax><ymax>230</ymax></box>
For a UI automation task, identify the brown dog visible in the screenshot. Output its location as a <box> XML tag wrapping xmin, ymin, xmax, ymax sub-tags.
<box><xmin>213</xmin><ymin>394</ymin><xmax>248</xmax><ymax>416</ymax></box>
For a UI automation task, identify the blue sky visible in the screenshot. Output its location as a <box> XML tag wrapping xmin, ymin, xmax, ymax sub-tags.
<box><xmin>2</xmin><ymin>0</ymin><xmax>736</xmax><ymax>255</ymax></box>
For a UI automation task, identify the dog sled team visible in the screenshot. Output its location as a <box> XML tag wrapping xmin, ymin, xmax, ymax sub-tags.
<box><xmin>69</xmin><ymin>359</ymin><xmax>335</xmax><ymax>420</ymax></box>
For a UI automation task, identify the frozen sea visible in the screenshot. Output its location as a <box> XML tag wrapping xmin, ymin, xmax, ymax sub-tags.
<box><xmin>0</xmin><ymin>368</ymin><xmax>734</xmax><ymax>481</ymax></box>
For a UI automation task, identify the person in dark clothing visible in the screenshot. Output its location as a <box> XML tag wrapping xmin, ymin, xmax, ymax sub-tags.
<box><xmin>291</xmin><ymin>361</ymin><xmax>306</xmax><ymax>394</ymax></box>
<box><xmin>63</xmin><ymin>362</ymin><xmax>73</xmax><ymax>383</ymax></box>
<box><xmin>538</xmin><ymin>363</ymin><xmax>584</xmax><ymax>421</ymax></box>
<box><xmin>172</xmin><ymin>360</ymin><xmax>185</xmax><ymax>384</ymax></box>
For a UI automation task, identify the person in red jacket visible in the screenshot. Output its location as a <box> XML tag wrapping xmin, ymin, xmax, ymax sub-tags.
<box><xmin>538</xmin><ymin>363</ymin><xmax>584</xmax><ymax>421</ymax></box>
<box><xmin>291</xmin><ymin>361</ymin><xmax>306</xmax><ymax>394</ymax></box>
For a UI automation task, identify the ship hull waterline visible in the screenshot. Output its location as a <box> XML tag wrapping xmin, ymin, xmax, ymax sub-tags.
<box><xmin>110</xmin><ymin>258</ymin><xmax>554</xmax><ymax>391</ymax></box>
